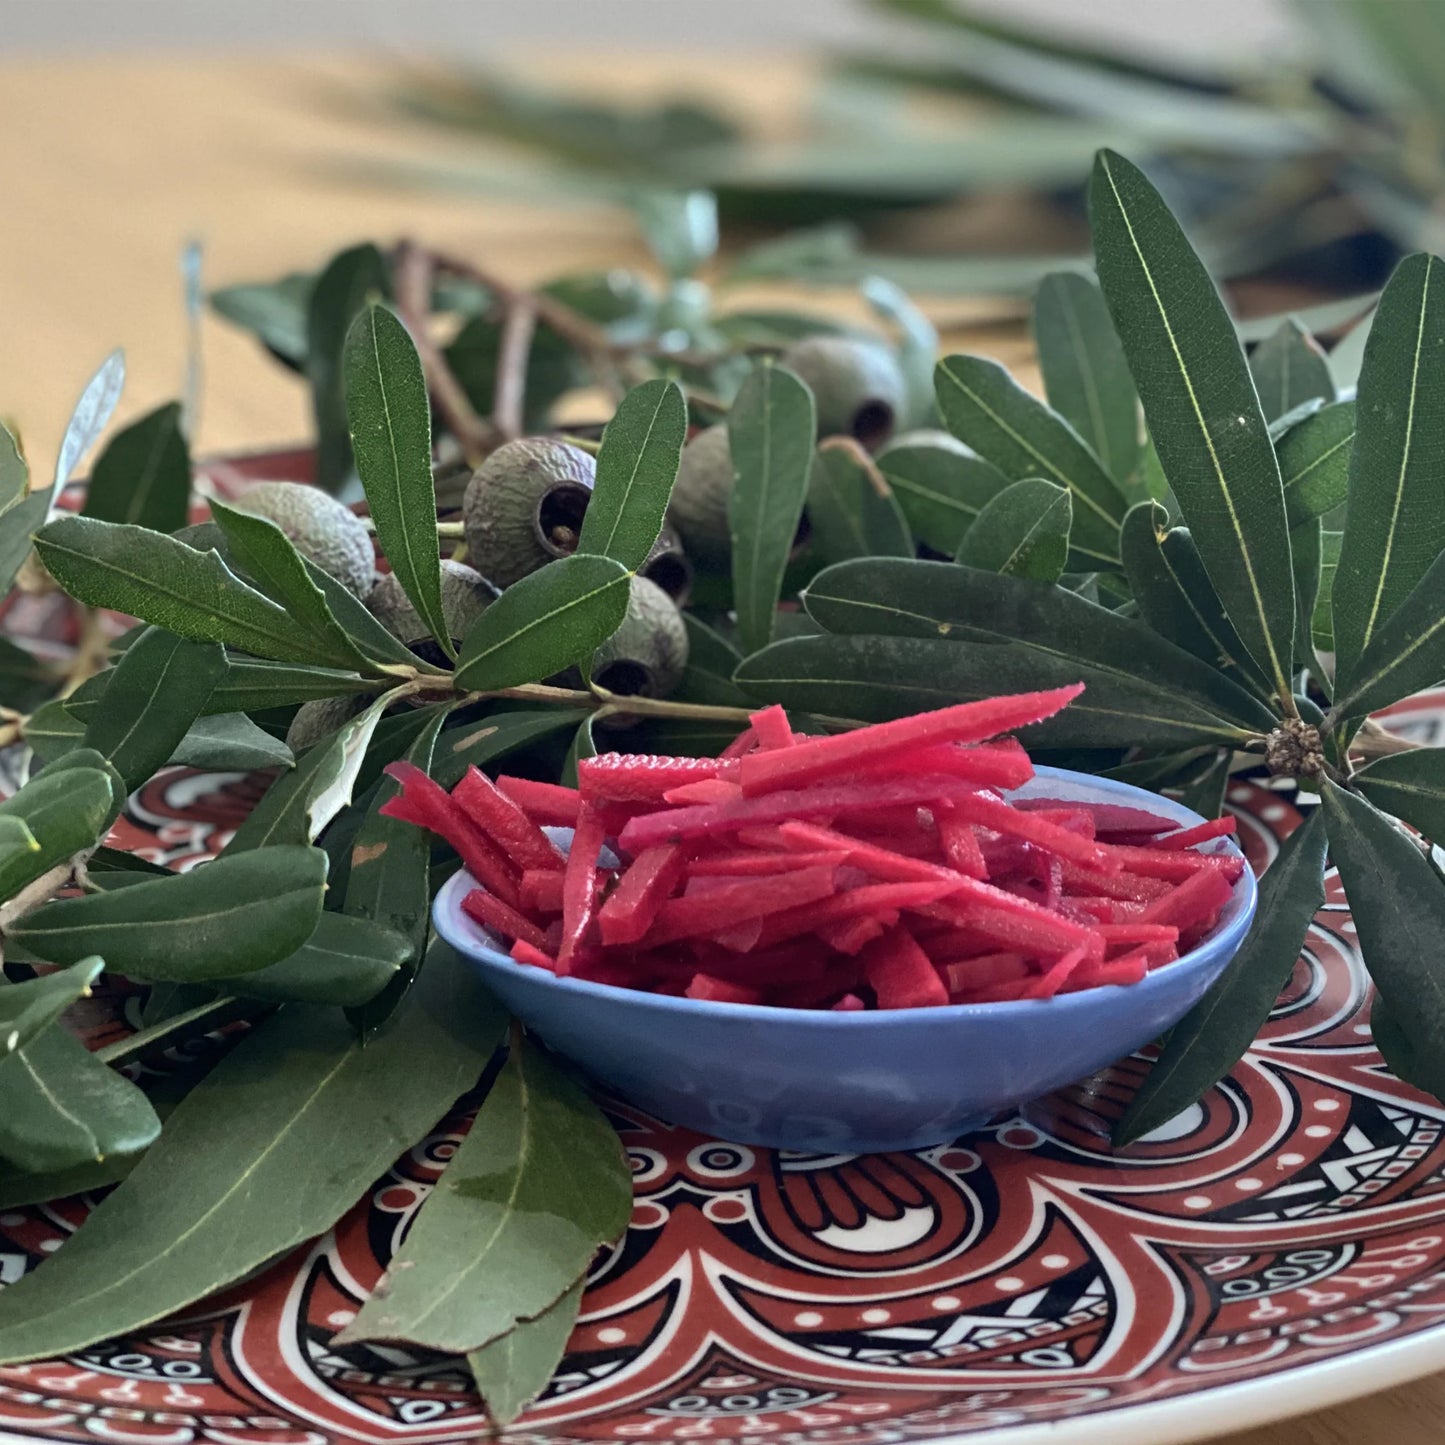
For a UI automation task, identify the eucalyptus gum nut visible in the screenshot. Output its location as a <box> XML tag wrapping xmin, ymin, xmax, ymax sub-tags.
<box><xmin>462</xmin><ymin>438</ymin><xmax>596</xmax><ymax>588</ymax></box>
<box><xmin>666</xmin><ymin>425</ymin><xmax>734</xmax><ymax>560</ymax></box>
<box><xmin>590</xmin><ymin>575</ymin><xmax>690</xmax><ymax>705</ymax></box>
<box><xmin>285</xmin><ymin>694</ymin><xmax>368</xmax><ymax>752</ymax></box>
<box><xmin>779</xmin><ymin>336</ymin><xmax>908</xmax><ymax>452</ymax></box>
<box><xmin>367</xmin><ymin>560</ymin><xmax>497</xmax><ymax>667</ymax></box>
<box><xmin>230</xmin><ymin>481</ymin><xmax>376</xmax><ymax>598</ymax></box>
<box><xmin>639</xmin><ymin>524</ymin><xmax>693</xmax><ymax>605</ymax></box>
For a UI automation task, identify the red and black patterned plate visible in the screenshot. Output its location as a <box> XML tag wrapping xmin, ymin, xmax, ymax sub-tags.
<box><xmin>3</xmin><ymin>456</ymin><xmax>1444</xmax><ymax>1445</ymax></box>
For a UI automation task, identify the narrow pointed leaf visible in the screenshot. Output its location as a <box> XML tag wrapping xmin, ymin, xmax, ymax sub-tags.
<box><xmin>0</xmin><ymin>946</ymin><xmax>507</xmax><ymax>1364</ymax></box>
<box><xmin>169</xmin><ymin>713</ymin><xmax>295</xmax><ymax>772</ymax></box>
<box><xmin>1279</xmin><ymin>399</ymin><xmax>1355</xmax><ymax>528</ymax></box>
<box><xmin>0</xmin><ymin>1026</ymin><xmax>159</xmax><ymax>1175</ymax></box>
<box><xmin>468</xmin><ymin>1279</ymin><xmax>583</xmax><ymax>1427</ymax></box>
<box><xmin>955</xmin><ymin>478</ymin><xmax>1070</xmax><ymax>582</ymax></box>
<box><xmin>1371</xmin><ymin>988</ymin><xmax>1445</xmax><ymax>1098</ymax></box>
<box><xmin>728</xmin><ymin>362</ymin><xmax>815</xmax><ymax>655</ymax></box>
<box><xmin>1114</xmin><ymin>808</ymin><xmax>1326</xmax><ymax>1145</ymax></box>
<box><xmin>1033</xmin><ymin>271</ymin><xmax>1139</xmax><ymax>485</ymax></box>
<box><xmin>201</xmin><ymin>660</ymin><xmax>383</xmax><ymax>715</ymax></box>
<box><xmin>1332</xmin><ymin>254</ymin><xmax>1445</xmax><ymax>691</ymax></box>
<box><xmin>0</xmin><ymin>422</ymin><xmax>26</xmax><ymax>518</ymax></box>
<box><xmin>82</xmin><ymin>402</ymin><xmax>191</xmax><ymax>532</ymax></box>
<box><xmin>1089</xmin><ymin>149</ymin><xmax>1296</xmax><ymax>699</ymax></box>
<box><xmin>1248</xmin><ymin>319</ymin><xmax>1334</xmax><ymax>423</ymax></box>
<box><xmin>454</xmin><ymin>554</ymin><xmax>630</xmax><ymax>691</ymax></box>
<box><xmin>211</xmin><ymin>271</ymin><xmax>313</xmax><ymax>365</ymax></box>
<box><xmin>1291</xmin><ymin>517</ymin><xmax>1327</xmax><ymax>685</ymax></box>
<box><xmin>34</xmin><ymin>517</ymin><xmax>326</xmax><ymax>665</ymax></box>
<box><xmin>875</xmin><ymin>438</ymin><xmax>1011</xmax><ymax>555</ymax></box>
<box><xmin>81</xmin><ymin>629</ymin><xmax>227</xmax><ymax>789</ymax></box>
<box><xmin>863</xmin><ymin>275</ymin><xmax>938</xmax><ymax>430</ymax></box>
<box><xmin>562</xmin><ymin>712</ymin><xmax>597</xmax><ymax>788</ymax></box>
<box><xmin>578</xmin><ymin>378</ymin><xmax>687</xmax><ymax>569</ymax></box>
<box><xmin>0</xmin><ymin>958</ymin><xmax>105</xmax><ymax>1059</ymax></box>
<box><xmin>934</xmin><ymin>354</ymin><xmax>1124</xmax><ymax>568</ymax></box>
<box><xmin>339</xmin><ymin>1037</ymin><xmax>630</xmax><ymax>1352</ymax></box>
<box><xmin>1173</xmin><ymin>749</ymin><xmax>1231</xmax><ymax>820</ymax></box>
<box><xmin>1323</xmin><ymin>781</ymin><xmax>1445</xmax><ymax>1085</ymax></box>
<box><xmin>802</xmin><ymin>557</ymin><xmax>1276</xmax><ymax>732</ymax></box>
<box><xmin>0</xmin><ymin>489</ymin><xmax>54</xmax><ymax>595</ymax></box>
<box><xmin>807</xmin><ymin>437</ymin><xmax>913</xmax><ymax>567</ymax></box>
<box><xmin>432</xmin><ymin>707</ymin><xmax>589</xmax><ymax>789</ymax></box>
<box><xmin>10</xmin><ymin>845</ymin><xmax>326</xmax><ymax>980</ymax></box>
<box><xmin>214</xmin><ymin>911</ymin><xmax>407</xmax><ymax>1007</ymax></box>
<box><xmin>344</xmin><ymin>302</ymin><xmax>451</xmax><ymax>655</ymax></box>
<box><xmin>55</xmin><ymin>349</ymin><xmax>125</xmax><ymax>490</ymax></box>
<box><xmin>1355</xmin><ymin>748</ymin><xmax>1445</xmax><ymax>841</ymax></box>
<box><xmin>0</xmin><ymin>766</ymin><xmax>116</xmax><ymax>899</ymax></box>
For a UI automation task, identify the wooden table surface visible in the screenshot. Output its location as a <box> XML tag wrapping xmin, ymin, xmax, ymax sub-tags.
<box><xmin>0</xmin><ymin>47</ymin><xmax>1437</xmax><ymax>1445</ymax></box>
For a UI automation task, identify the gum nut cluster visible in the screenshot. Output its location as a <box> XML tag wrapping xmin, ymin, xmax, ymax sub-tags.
<box><xmin>779</xmin><ymin>336</ymin><xmax>907</xmax><ymax>451</ymax></box>
<box><xmin>232</xmin><ymin>481</ymin><xmax>375</xmax><ymax>597</ymax></box>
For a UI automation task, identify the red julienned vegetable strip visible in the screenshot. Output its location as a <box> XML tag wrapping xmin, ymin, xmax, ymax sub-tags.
<box><xmin>775</xmin><ymin>820</ymin><xmax>961</xmax><ymax>884</ymax></box>
<box><xmin>1137</xmin><ymin>866</ymin><xmax>1234</xmax><ymax>929</ymax></box>
<box><xmin>642</xmin><ymin>866</ymin><xmax>838</xmax><ymax>946</ymax></box>
<box><xmin>750</xmin><ymin>704</ymin><xmax>796</xmax><ymax>751</ymax></box>
<box><xmin>818</xmin><ymin>913</ymin><xmax>892</xmax><ymax>955</ymax></box>
<box><xmin>686</xmin><ymin>975</ymin><xmax>765</xmax><ymax>1005</ymax></box>
<box><xmin>663</xmin><ymin>778</ymin><xmax>743</xmax><ymax>805</ymax></box>
<box><xmin>688</xmin><ymin>849</ymin><xmax>843</xmax><ymax>877</ymax></box>
<box><xmin>462</xmin><ymin>887</ymin><xmax>551</xmax><ymax>952</ymax></box>
<box><xmin>941</xmin><ymin>790</ymin><xmax>1115</xmax><ymax>870</ymax></box>
<box><xmin>937</xmin><ymin>812</ymin><xmax>988</xmax><ymax>879</ymax></box>
<box><xmin>1155</xmin><ymin>816</ymin><xmax>1238</xmax><ymax>850</ymax></box>
<box><xmin>1023</xmin><ymin>945</ymin><xmax>1087</xmax><ymax>999</ymax></box>
<box><xmin>597</xmin><ymin>844</ymin><xmax>686</xmax><ymax>946</ymax></box>
<box><xmin>885</xmin><ymin>738</ymin><xmax>1034</xmax><ymax>790</ymax></box>
<box><xmin>719</xmin><ymin>726</ymin><xmax>759</xmax><ymax>760</ymax></box>
<box><xmin>453</xmin><ymin>765</ymin><xmax>564</xmax><ymax>871</ymax></box>
<box><xmin>737</xmin><ymin>685</ymin><xmax>1083</xmax><ymax>797</ymax></box>
<box><xmin>863</xmin><ymin>926</ymin><xmax>948</xmax><ymax>1009</ymax></box>
<box><xmin>520</xmin><ymin>869</ymin><xmax>565</xmax><ymax>913</ymax></box>
<box><xmin>577</xmin><ymin>753</ymin><xmax>720</xmax><ymax>804</ymax></box>
<box><xmin>756</xmin><ymin>879</ymin><xmax>964</xmax><ymax>948</ymax></box>
<box><xmin>496</xmin><ymin>775</ymin><xmax>581</xmax><ymax>827</ymax></box>
<box><xmin>1092</xmin><ymin>842</ymin><xmax>1244</xmax><ymax>881</ymax></box>
<box><xmin>510</xmin><ymin>939</ymin><xmax>558</xmax><ymax>971</ymax></box>
<box><xmin>557</xmin><ymin>804</ymin><xmax>609</xmax><ymax>974</ymax></box>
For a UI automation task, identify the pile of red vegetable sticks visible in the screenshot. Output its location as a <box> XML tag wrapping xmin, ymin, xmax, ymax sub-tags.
<box><xmin>383</xmin><ymin>684</ymin><xmax>1243</xmax><ymax>1011</ymax></box>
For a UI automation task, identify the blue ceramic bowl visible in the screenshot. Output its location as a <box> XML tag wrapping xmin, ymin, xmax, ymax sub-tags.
<box><xmin>433</xmin><ymin>767</ymin><xmax>1258</xmax><ymax>1154</ymax></box>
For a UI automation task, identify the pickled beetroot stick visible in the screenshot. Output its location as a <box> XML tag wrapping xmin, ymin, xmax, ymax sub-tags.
<box><xmin>937</xmin><ymin>812</ymin><xmax>988</xmax><ymax>879</ymax></box>
<box><xmin>1013</xmin><ymin>798</ymin><xmax>1174</xmax><ymax>836</ymax></box>
<box><xmin>750</xmin><ymin>704</ymin><xmax>796</xmax><ymax>750</ymax></box>
<box><xmin>663</xmin><ymin>778</ymin><xmax>743</xmax><ymax>806</ymax></box>
<box><xmin>557</xmin><ymin>805</ymin><xmax>609</xmax><ymax>974</ymax></box>
<box><xmin>1095</xmin><ymin>922</ymin><xmax>1179</xmax><ymax>946</ymax></box>
<box><xmin>641</xmin><ymin>866</ymin><xmax>839</xmax><ymax>947</ymax></box>
<box><xmin>461</xmin><ymin>887</ymin><xmax>551</xmax><ymax>951</ymax></box>
<box><xmin>719</xmin><ymin>725</ymin><xmax>759</xmax><ymax>760</ymax></box>
<box><xmin>496</xmin><ymin>775</ymin><xmax>581</xmax><ymax>827</ymax></box>
<box><xmin>866</xmin><ymin>738</ymin><xmax>1034</xmax><ymax>791</ymax></box>
<box><xmin>775</xmin><ymin>820</ymin><xmax>963</xmax><ymax>884</ymax></box>
<box><xmin>862</xmin><ymin>926</ymin><xmax>948</xmax><ymax>1009</ymax></box>
<box><xmin>918</xmin><ymin>897</ymin><xmax>1098</xmax><ymax>957</ymax></box>
<box><xmin>1154</xmin><ymin>816</ymin><xmax>1238</xmax><ymax>850</ymax></box>
<box><xmin>510</xmin><ymin>939</ymin><xmax>558</xmax><ymax>971</ymax></box>
<box><xmin>688</xmin><ymin>849</ymin><xmax>843</xmax><ymax>877</ymax></box>
<box><xmin>1091</xmin><ymin>842</ymin><xmax>1245</xmax><ymax>882</ymax></box>
<box><xmin>577</xmin><ymin>753</ymin><xmax>720</xmax><ymax>805</ymax></box>
<box><xmin>1057</xmin><ymin>858</ymin><xmax>1171</xmax><ymax>902</ymax></box>
<box><xmin>687</xmin><ymin>975</ymin><xmax>765</xmax><ymax>1005</ymax></box>
<box><xmin>1137</xmin><ymin>866</ymin><xmax>1234</xmax><ymax>929</ymax></box>
<box><xmin>597</xmin><ymin>844</ymin><xmax>686</xmax><ymax>946</ymax></box>
<box><xmin>520</xmin><ymin>869</ymin><xmax>565</xmax><ymax>913</ymax></box>
<box><xmin>755</xmin><ymin>879</ymin><xmax>965</xmax><ymax>949</ymax></box>
<box><xmin>941</xmin><ymin>790</ymin><xmax>1116</xmax><ymax>870</ymax></box>
<box><xmin>617</xmin><ymin>774</ymin><xmax>984</xmax><ymax>853</ymax></box>
<box><xmin>942</xmin><ymin>952</ymin><xmax>1033</xmax><ymax>991</ymax></box>
<box><xmin>736</xmin><ymin>685</ymin><xmax>1083</xmax><ymax>797</ymax></box>
<box><xmin>818</xmin><ymin>912</ymin><xmax>891</xmax><ymax>954</ymax></box>
<box><xmin>453</xmin><ymin>765</ymin><xmax>565</xmax><ymax>871</ymax></box>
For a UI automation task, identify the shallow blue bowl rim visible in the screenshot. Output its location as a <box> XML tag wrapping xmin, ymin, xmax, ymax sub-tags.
<box><xmin>432</xmin><ymin>764</ymin><xmax>1260</xmax><ymax>1026</ymax></box>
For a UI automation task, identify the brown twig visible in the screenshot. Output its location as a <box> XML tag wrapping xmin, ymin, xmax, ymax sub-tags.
<box><xmin>492</xmin><ymin>297</ymin><xmax>537</xmax><ymax>444</ymax></box>
<box><xmin>393</xmin><ymin>241</ymin><xmax>496</xmax><ymax>464</ymax></box>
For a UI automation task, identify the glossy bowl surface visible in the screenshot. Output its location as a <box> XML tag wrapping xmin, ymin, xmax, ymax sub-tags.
<box><xmin>434</xmin><ymin>766</ymin><xmax>1258</xmax><ymax>1153</ymax></box>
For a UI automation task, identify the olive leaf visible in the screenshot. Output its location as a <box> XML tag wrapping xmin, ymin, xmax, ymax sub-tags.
<box><xmin>0</xmin><ymin>957</ymin><xmax>105</xmax><ymax>1059</ymax></box>
<box><xmin>1332</xmin><ymin>254</ymin><xmax>1445</xmax><ymax>692</ymax></box>
<box><xmin>806</xmin><ymin>437</ymin><xmax>913</xmax><ymax>567</ymax></box>
<box><xmin>578</xmin><ymin>377</ymin><xmax>687</xmax><ymax>570</ymax></box>
<box><xmin>1354</xmin><ymin>748</ymin><xmax>1445</xmax><ymax>842</ymax></box>
<box><xmin>631</xmin><ymin>189</ymin><xmax>719</xmax><ymax>278</ymax></box>
<box><xmin>728</xmin><ymin>361</ymin><xmax>816</xmax><ymax>655</ymax></box>
<box><xmin>1323</xmin><ymin>781</ymin><xmax>1445</xmax><ymax>1089</ymax></box>
<box><xmin>310</xmin><ymin>242</ymin><xmax>389</xmax><ymax>493</ymax></box>
<box><xmin>81</xmin><ymin>629</ymin><xmax>227</xmax><ymax>789</ymax></box>
<box><xmin>169</xmin><ymin>714</ymin><xmax>295</xmax><ymax>772</ymax></box>
<box><xmin>1371</xmin><ymin>989</ymin><xmax>1445</xmax><ymax>1099</ymax></box>
<box><xmin>209</xmin><ymin>911</ymin><xmax>409</xmax><ymax>1007</ymax></box>
<box><xmin>55</xmin><ymin>348</ymin><xmax>126</xmax><ymax>491</ymax></box>
<box><xmin>1291</xmin><ymin>517</ymin><xmax>1327</xmax><ymax>683</ymax></box>
<box><xmin>468</xmin><ymin>1279</ymin><xmax>583</xmax><ymax>1427</ymax></box>
<box><xmin>1114</xmin><ymin>808</ymin><xmax>1326</xmax><ymax>1145</ymax></box>
<box><xmin>33</xmin><ymin>517</ymin><xmax>329</xmax><ymax>666</ymax></box>
<box><xmin>296</xmin><ymin>557</ymin><xmax>433</xmax><ymax>675</ymax></box>
<box><xmin>9</xmin><ymin>845</ymin><xmax>327</xmax><ymax>981</ymax></box>
<box><xmin>1090</xmin><ymin>149</ymin><xmax>1296</xmax><ymax>702</ymax></box>
<box><xmin>934</xmin><ymin>354</ymin><xmax>1124</xmax><ymax>569</ymax></box>
<box><xmin>0</xmin><ymin>421</ymin><xmax>27</xmax><ymax>518</ymax></box>
<box><xmin>82</xmin><ymin>402</ymin><xmax>191</xmax><ymax>533</ymax></box>
<box><xmin>0</xmin><ymin>946</ymin><xmax>507</xmax><ymax>1364</ymax></box>
<box><xmin>0</xmin><ymin>764</ymin><xmax>116</xmax><ymax>900</ymax></box>
<box><xmin>954</xmin><ymin>477</ymin><xmax>1071</xmax><ymax>582</ymax></box>
<box><xmin>431</xmin><ymin>707</ymin><xmax>590</xmax><ymax>789</ymax></box>
<box><xmin>1248</xmin><ymin>318</ymin><xmax>1335</xmax><ymax>423</ymax></box>
<box><xmin>562</xmin><ymin>712</ymin><xmax>598</xmax><ymax>788</ymax></box>
<box><xmin>211</xmin><ymin>271</ymin><xmax>313</xmax><ymax>366</ymax></box>
<box><xmin>862</xmin><ymin>274</ymin><xmax>938</xmax><ymax>430</ymax></box>
<box><xmin>0</xmin><ymin>485</ymin><xmax>50</xmax><ymax>597</ymax></box>
<box><xmin>454</xmin><ymin>554</ymin><xmax>630</xmax><ymax>691</ymax></box>
<box><xmin>201</xmin><ymin>659</ymin><xmax>384</xmax><ymax>714</ymax></box>
<box><xmin>674</xmin><ymin>614</ymin><xmax>748</xmax><ymax>708</ymax></box>
<box><xmin>338</xmin><ymin>1035</ymin><xmax>631</xmax><ymax>1352</ymax></box>
<box><xmin>875</xmin><ymin>438</ymin><xmax>1012</xmax><ymax>556</ymax></box>
<box><xmin>0</xmin><ymin>1025</ymin><xmax>160</xmax><ymax>1175</ymax></box>
<box><xmin>344</xmin><ymin>301</ymin><xmax>452</xmax><ymax>655</ymax></box>
<box><xmin>1032</xmin><ymin>270</ymin><xmax>1140</xmax><ymax>486</ymax></box>
<box><xmin>1173</xmin><ymin>748</ymin><xmax>1231</xmax><ymax>819</ymax></box>
<box><xmin>1278</xmin><ymin>399</ymin><xmax>1354</xmax><ymax>528</ymax></box>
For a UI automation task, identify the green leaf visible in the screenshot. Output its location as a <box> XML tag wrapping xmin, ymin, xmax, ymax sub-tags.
<box><xmin>0</xmin><ymin>957</ymin><xmax>105</xmax><ymax>1058</ymax></box>
<box><xmin>1089</xmin><ymin>149</ymin><xmax>1296</xmax><ymax>700</ymax></box>
<box><xmin>0</xmin><ymin>420</ymin><xmax>27</xmax><ymax>518</ymax></box>
<box><xmin>1114</xmin><ymin>808</ymin><xmax>1326</xmax><ymax>1145</ymax></box>
<box><xmin>211</xmin><ymin>272</ymin><xmax>313</xmax><ymax>365</ymax></box>
<box><xmin>344</xmin><ymin>302</ymin><xmax>451</xmax><ymax>655</ymax></box>
<box><xmin>468</xmin><ymin>1279</ymin><xmax>582</xmax><ymax>1427</ymax></box>
<box><xmin>454</xmin><ymin>554</ymin><xmax>630</xmax><ymax>691</ymax></box>
<box><xmin>344</xmin><ymin>708</ymin><xmax>449</xmax><ymax>1034</ymax></box>
<box><xmin>578</xmin><ymin>379</ymin><xmax>686</xmax><ymax>570</ymax></box>
<box><xmin>630</xmin><ymin>188</ymin><xmax>718</xmax><ymax>277</ymax></box>
<box><xmin>862</xmin><ymin>275</ymin><xmax>938</xmax><ymax>431</ymax></box>
<box><xmin>1291</xmin><ymin>517</ymin><xmax>1327</xmax><ymax>685</ymax></box>
<box><xmin>307</xmin><ymin>551</ymin><xmax>439</xmax><ymax>674</ymax></box>
<box><xmin>309</xmin><ymin>243</ymin><xmax>389</xmax><ymax>494</ymax></box>
<box><xmin>0</xmin><ymin>1025</ymin><xmax>159</xmax><ymax>1175</ymax></box>
<box><xmin>1369</xmin><ymin>987</ymin><xmax>1445</xmax><ymax>1099</ymax></box>
<box><xmin>728</xmin><ymin>362</ymin><xmax>816</xmax><ymax>656</ymax></box>
<box><xmin>431</xmin><ymin>707</ymin><xmax>590</xmax><ymax>789</ymax></box>
<box><xmin>0</xmin><ymin>817</ymin><xmax>41</xmax><ymax>890</ymax></box>
<box><xmin>208</xmin><ymin>500</ymin><xmax>378</xmax><ymax>674</ymax></box>
<box><xmin>1248</xmin><ymin>319</ymin><xmax>1335</xmax><ymax>424</ymax></box>
<box><xmin>934</xmin><ymin>354</ymin><xmax>1124</xmax><ymax>569</ymax></box>
<box><xmin>0</xmin><ymin>490</ymin><xmax>52</xmax><ymax>597</ymax></box>
<box><xmin>10</xmin><ymin>845</ymin><xmax>326</xmax><ymax>980</ymax></box>
<box><xmin>1332</xmin><ymin>255</ymin><xmax>1445</xmax><ymax>693</ymax></box>
<box><xmin>55</xmin><ymin>349</ymin><xmax>126</xmax><ymax>489</ymax></box>
<box><xmin>802</xmin><ymin>557</ymin><xmax>1276</xmax><ymax>734</ymax></box>
<box><xmin>561</xmin><ymin>712</ymin><xmax>597</xmax><ymax>789</ymax></box>
<box><xmin>1032</xmin><ymin>271</ymin><xmax>1139</xmax><ymax>486</ymax></box>
<box><xmin>736</xmin><ymin>633</ymin><xmax>1252</xmax><ymax>751</ymax></box>
<box><xmin>806</xmin><ymin>437</ymin><xmax>913</xmax><ymax>568</ymax></box>
<box><xmin>339</xmin><ymin>1035</ymin><xmax>630</xmax><ymax>1352</ymax></box>
<box><xmin>674</xmin><ymin>615</ymin><xmax>748</xmax><ymax>708</ymax></box>
<box><xmin>0</xmin><ymin>765</ymin><xmax>116</xmax><ymax>900</ymax></box>
<box><xmin>215</xmin><ymin>911</ymin><xmax>407</xmax><ymax>1006</ymax></box>
<box><xmin>955</xmin><ymin>477</ymin><xmax>1071</xmax><ymax>583</ymax></box>
<box><xmin>203</xmin><ymin>659</ymin><xmax>384</xmax><ymax>714</ymax></box>
<box><xmin>82</xmin><ymin>402</ymin><xmax>191</xmax><ymax>533</ymax></box>
<box><xmin>81</xmin><ymin>629</ymin><xmax>227</xmax><ymax>789</ymax></box>
<box><xmin>169</xmin><ymin>713</ymin><xmax>295</xmax><ymax>772</ymax></box>
<box><xmin>1323</xmin><ymin>780</ymin><xmax>1445</xmax><ymax>1095</ymax></box>
<box><xmin>1118</xmin><ymin>502</ymin><xmax>1272</xmax><ymax>694</ymax></box>
<box><xmin>1355</xmin><ymin>749</ymin><xmax>1445</xmax><ymax>842</ymax></box>
<box><xmin>1173</xmin><ymin>749</ymin><xmax>1231</xmax><ymax>820</ymax></box>
<box><xmin>23</xmin><ymin>698</ymin><xmax>87</xmax><ymax>764</ymax></box>
<box><xmin>1278</xmin><ymin>399</ymin><xmax>1355</xmax><ymax>528</ymax></box>
<box><xmin>0</xmin><ymin>636</ymin><xmax>57</xmax><ymax>713</ymax></box>
<box><xmin>33</xmin><ymin>517</ymin><xmax>327</xmax><ymax>666</ymax></box>
<box><xmin>1313</xmin><ymin>529</ymin><xmax>1343</xmax><ymax>651</ymax></box>
<box><xmin>875</xmin><ymin>438</ymin><xmax>1011</xmax><ymax>555</ymax></box>
<box><xmin>0</xmin><ymin>944</ymin><xmax>506</xmax><ymax>1363</ymax></box>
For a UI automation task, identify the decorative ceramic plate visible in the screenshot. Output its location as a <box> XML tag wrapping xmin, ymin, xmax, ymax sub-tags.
<box><xmin>4</xmin><ymin>456</ymin><xmax>1445</xmax><ymax>1445</ymax></box>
